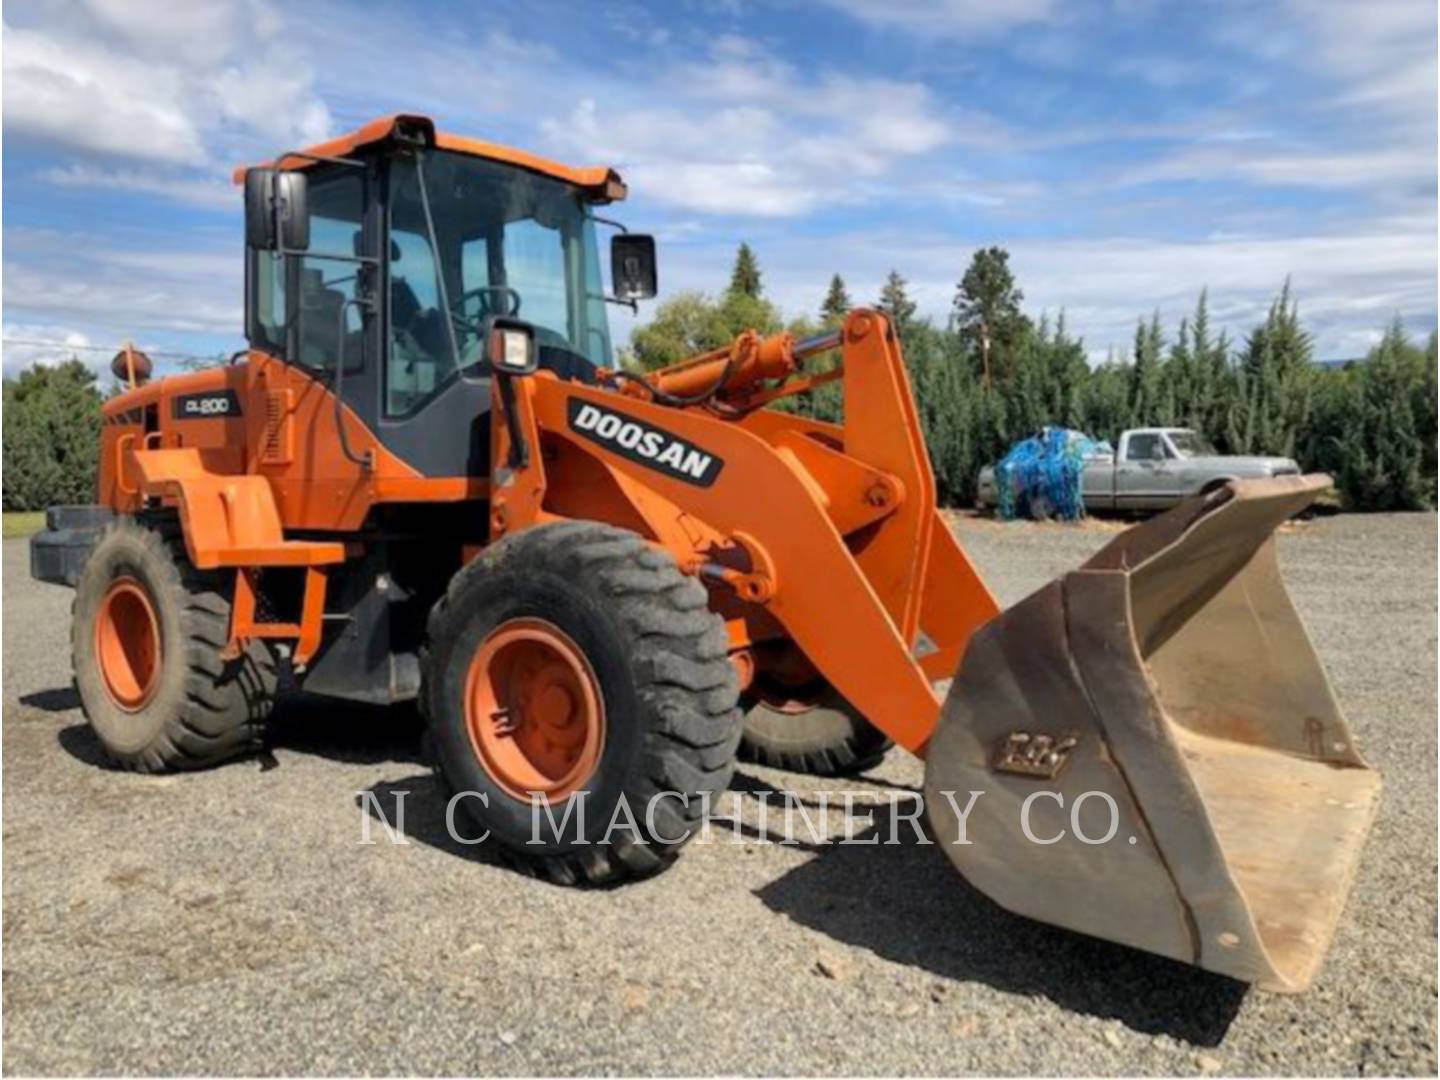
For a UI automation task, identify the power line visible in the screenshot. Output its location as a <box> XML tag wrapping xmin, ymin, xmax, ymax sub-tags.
<box><xmin>1</xmin><ymin>337</ymin><xmax>230</xmax><ymax>363</ymax></box>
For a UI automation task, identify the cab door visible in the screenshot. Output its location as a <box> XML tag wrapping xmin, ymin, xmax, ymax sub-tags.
<box><xmin>1115</xmin><ymin>433</ymin><xmax>1175</xmax><ymax>510</ymax></box>
<box><xmin>245</xmin><ymin>160</ymin><xmax>384</xmax><ymax>498</ymax></box>
<box><xmin>370</xmin><ymin>153</ymin><xmax>492</xmax><ymax>479</ymax></box>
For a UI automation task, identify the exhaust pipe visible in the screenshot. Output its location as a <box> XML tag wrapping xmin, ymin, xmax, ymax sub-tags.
<box><xmin>924</xmin><ymin>475</ymin><xmax>1380</xmax><ymax>991</ymax></box>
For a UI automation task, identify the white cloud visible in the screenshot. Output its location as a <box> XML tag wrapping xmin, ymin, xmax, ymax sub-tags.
<box><xmin>2</xmin><ymin>0</ymin><xmax>1433</xmax><ymax>381</ymax></box>
<box><xmin>1</xmin><ymin>322</ymin><xmax>215</xmax><ymax>380</ymax></box>
<box><xmin>629</xmin><ymin>213</ymin><xmax>1436</xmax><ymax>362</ymax></box>
<box><xmin>1127</xmin><ymin>143</ymin><xmax>1436</xmax><ymax>193</ymax></box>
<box><xmin>40</xmin><ymin>164</ymin><xmax>237</xmax><ymax>209</ymax></box>
<box><xmin>817</xmin><ymin>0</ymin><xmax>1057</xmax><ymax>37</ymax></box>
<box><xmin>1001</xmin><ymin>219</ymin><xmax>1437</xmax><ymax>358</ymax></box>
<box><xmin>4</xmin><ymin>227</ymin><xmax>242</xmax><ymax>347</ymax></box>
<box><xmin>2</xmin><ymin>0</ymin><xmax>331</xmax><ymax>166</ymax></box>
<box><xmin>3</xmin><ymin>23</ymin><xmax>203</xmax><ymax>162</ymax></box>
<box><xmin>1291</xmin><ymin>0</ymin><xmax>1437</xmax><ymax>125</ymax></box>
<box><xmin>538</xmin><ymin>38</ymin><xmax>962</xmax><ymax>218</ymax></box>
<box><xmin>2</xmin><ymin>322</ymin><xmax>98</xmax><ymax>379</ymax></box>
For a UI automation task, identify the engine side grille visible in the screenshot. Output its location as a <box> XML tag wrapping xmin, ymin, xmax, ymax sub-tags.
<box><xmin>260</xmin><ymin>389</ymin><xmax>293</xmax><ymax>465</ymax></box>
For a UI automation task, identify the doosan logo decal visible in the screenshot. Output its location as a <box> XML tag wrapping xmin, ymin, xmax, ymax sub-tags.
<box><xmin>172</xmin><ymin>390</ymin><xmax>242</xmax><ymax>419</ymax></box>
<box><xmin>568</xmin><ymin>400</ymin><xmax>723</xmax><ymax>487</ymax></box>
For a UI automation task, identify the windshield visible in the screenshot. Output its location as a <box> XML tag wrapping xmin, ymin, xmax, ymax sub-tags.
<box><xmin>385</xmin><ymin>148</ymin><xmax>613</xmax><ymax>416</ymax></box>
<box><xmin>1167</xmin><ymin>430</ymin><xmax>1218</xmax><ymax>457</ymax></box>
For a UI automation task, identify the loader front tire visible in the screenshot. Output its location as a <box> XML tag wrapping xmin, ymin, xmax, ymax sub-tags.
<box><xmin>739</xmin><ymin>685</ymin><xmax>891</xmax><ymax>776</ymax></box>
<box><xmin>422</xmin><ymin>521</ymin><xmax>743</xmax><ymax>886</ymax></box>
<box><xmin>71</xmin><ymin>516</ymin><xmax>277</xmax><ymax>772</ymax></box>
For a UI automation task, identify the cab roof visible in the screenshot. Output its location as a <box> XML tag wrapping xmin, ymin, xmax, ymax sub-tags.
<box><xmin>232</xmin><ymin>113</ymin><xmax>626</xmax><ymax>203</ymax></box>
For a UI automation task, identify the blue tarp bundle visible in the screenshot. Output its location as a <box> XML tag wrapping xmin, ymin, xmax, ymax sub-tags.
<box><xmin>995</xmin><ymin>427</ymin><xmax>1106</xmax><ymax>522</ymax></box>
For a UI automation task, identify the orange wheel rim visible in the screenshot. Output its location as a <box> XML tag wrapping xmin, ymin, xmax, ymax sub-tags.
<box><xmin>464</xmin><ymin>618</ymin><xmax>605</xmax><ymax>802</ymax></box>
<box><xmin>95</xmin><ymin>576</ymin><xmax>162</xmax><ymax>711</ymax></box>
<box><xmin>755</xmin><ymin>677</ymin><xmax>825</xmax><ymax>716</ymax></box>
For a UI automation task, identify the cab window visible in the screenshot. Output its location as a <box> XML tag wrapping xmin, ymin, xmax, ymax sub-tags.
<box><xmin>251</xmin><ymin>250</ymin><xmax>286</xmax><ymax>355</ymax></box>
<box><xmin>387</xmin><ymin>221</ymin><xmax>451</xmax><ymax>416</ymax></box>
<box><xmin>294</xmin><ymin>171</ymin><xmax>367</xmax><ymax>373</ymax></box>
<box><xmin>381</xmin><ymin>148</ymin><xmax>615</xmax><ymax>419</ymax></box>
<box><xmin>1127</xmin><ymin>433</ymin><xmax>1168</xmax><ymax>461</ymax></box>
<box><xmin>502</xmin><ymin>219</ymin><xmax>568</xmax><ymax>345</ymax></box>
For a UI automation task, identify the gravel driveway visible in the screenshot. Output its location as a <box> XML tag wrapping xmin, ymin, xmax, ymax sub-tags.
<box><xmin>4</xmin><ymin>512</ymin><xmax>1436</xmax><ymax>1075</ymax></box>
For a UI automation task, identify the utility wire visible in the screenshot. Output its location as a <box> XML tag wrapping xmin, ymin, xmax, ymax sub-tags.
<box><xmin>1</xmin><ymin>337</ymin><xmax>228</xmax><ymax>363</ymax></box>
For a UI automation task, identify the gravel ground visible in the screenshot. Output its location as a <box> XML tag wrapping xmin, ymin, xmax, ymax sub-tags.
<box><xmin>3</xmin><ymin>512</ymin><xmax>1436</xmax><ymax>1076</ymax></box>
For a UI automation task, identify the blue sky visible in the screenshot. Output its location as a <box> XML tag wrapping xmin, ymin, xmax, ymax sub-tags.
<box><xmin>3</xmin><ymin>0</ymin><xmax>1436</xmax><ymax>379</ymax></box>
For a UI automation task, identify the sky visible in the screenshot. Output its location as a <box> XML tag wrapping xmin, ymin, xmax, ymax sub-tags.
<box><xmin>3</xmin><ymin>0</ymin><xmax>1436</xmax><ymax>380</ymax></box>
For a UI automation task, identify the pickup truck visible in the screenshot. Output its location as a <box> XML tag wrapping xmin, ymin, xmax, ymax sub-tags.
<box><xmin>976</xmin><ymin>427</ymin><xmax>1301</xmax><ymax>514</ymax></box>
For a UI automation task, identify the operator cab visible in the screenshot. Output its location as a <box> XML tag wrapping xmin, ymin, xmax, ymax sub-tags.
<box><xmin>239</xmin><ymin>114</ymin><xmax>655</xmax><ymax>478</ymax></box>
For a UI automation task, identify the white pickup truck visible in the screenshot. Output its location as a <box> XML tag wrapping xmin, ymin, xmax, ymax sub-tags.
<box><xmin>977</xmin><ymin>427</ymin><xmax>1301</xmax><ymax>513</ymax></box>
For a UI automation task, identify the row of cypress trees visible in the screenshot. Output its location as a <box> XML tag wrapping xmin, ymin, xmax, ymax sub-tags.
<box><xmin>628</xmin><ymin>245</ymin><xmax>1436</xmax><ymax>512</ymax></box>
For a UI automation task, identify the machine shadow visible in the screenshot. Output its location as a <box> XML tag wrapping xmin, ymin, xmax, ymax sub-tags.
<box><xmin>55</xmin><ymin>693</ymin><xmax>429</xmax><ymax>772</ymax></box>
<box><xmin>753</xmin><ymin>803</ymin><xmax>1248</xmax><ymax>1046</ymax></box>
<box><xmin>265</xmin><ymin>694</ymin><xmax>429</xmax><ymax>767</ymax></box>
<box><xmin>56</xmin><ymin>722</ymin><xmax>111</xmax><ymax>767</ymax></box>
<box><xmin>19</xmin><ymin>687</ymin><xmax>81</xmax><ymax>713</ymax></box>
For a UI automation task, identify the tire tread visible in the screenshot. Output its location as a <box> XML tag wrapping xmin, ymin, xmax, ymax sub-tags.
<box><xmin>421</xmin><ymin>522</ymin><xmax>742</xmax><ymax>886</ymax></box>
<box><xmin>71</xmin><ymin>514</ymin><xmax>277</xmax><ymax>772</ymax></box>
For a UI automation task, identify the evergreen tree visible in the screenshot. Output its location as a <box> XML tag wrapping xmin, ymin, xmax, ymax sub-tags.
<box><xmin>902</xmin><ymin>324</ymin><xmax>967</xmax><ymax>501</ymax></box>
<box><xmin>952</xmin><ymin>246</ymin><xmax>1028</xmax><ymax>384</ymax></box>
<box><xmin>1336</xmin><ymin>319</ymin><xmax>1429</xmax><ymax>510</ymax></box>
<box><xmin>2</xmin><ymin>359</ymin><xmax>104</xmax><ymax>511</ymax></box>
<box><xmin>1128</xmin><ymin>312</ymin><xmax>1165</xmax><ymax>427</ymax></box>
<box><xmin>1183</xmin><ymin>289</ymin><xmax>1242</xmax><ymax>449</ymax></box>
<box><xmin>1042</xmin><ymin>312</ymin><xmax>1089</xmax><ymax>429</ymax></box>
<box><xmin>781</xmin><ymin>312</ymin><xmax>844</xmax><ymax>424</ymax></box>
<box><xmin>1005</xmin><ymin>312</ymin><xmax>1086</xmax><ymax>437</ymax></box>
<box><xmin>1418</xmin><ymin>333</ymin><xmax>1439</xmax><ymax>503</ymax></box>
<box><xmin>1164</xmin><ymin>316</ymin><xmax>1195</xmax><ymax>426</ymax></box>
<box><xmin>1238</xmin><ymin>280</ymin><xmax>1313</xmax><ymax>457</ymax></box>
<box><xmin>877</xmin><ymin>270</ymin><xmax>918</xmax><ymax>335</ymax></box>
<box><xmin>819</xmin><ymin>274</ymin><xmax>851</xmax><ymax>326</ymax></box>
<box><xmin>1299</xmin><ymin>361</ymin><xmax>1356</xmax><ymax>481</ymax></box>
<box><xmin>1080</xmin><ymin>361</ymin><xmax>1131</xmax><ymax>445</ymax></box>
<box><xmin>727</xmin><ymin>242</ymin><xmax>763</xmax><ymax>299</ymax></box>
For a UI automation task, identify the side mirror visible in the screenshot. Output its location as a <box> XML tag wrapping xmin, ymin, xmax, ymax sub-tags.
<box><xmin>488</xmin><ymin>317</ymin><xmax>538</xmax><ymax>376</ymax></box>
<box><xmin>610</xmin><ymin>234</ymin><xmax>657</xmax><ymax>301</ymax></box>
<box><xmin>244</xmin><ymin>167</ymin><xmax>310</xmax><ymax>252</ymax></box>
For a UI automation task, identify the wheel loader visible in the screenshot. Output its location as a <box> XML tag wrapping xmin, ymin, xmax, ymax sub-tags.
<box><xmin>30</xmin><ymin>114</ymin><xmax>1379</xmax><ymax>992</ymax></box>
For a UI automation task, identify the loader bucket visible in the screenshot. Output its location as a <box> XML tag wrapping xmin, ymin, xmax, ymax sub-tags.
<box><xmin>924</xmin><ymin>475</ymin><xmax>1380</xmax><ymax>991</ymax></box>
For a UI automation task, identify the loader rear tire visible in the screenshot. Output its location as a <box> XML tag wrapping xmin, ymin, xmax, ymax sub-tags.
<box><xmin>421</xmin><ymin>521</ymin><xmax>743</xmax><ymax>886</ymax></box>
<box><xmin>739</xmin><ymin>685</ymin><xmax>891</xmax><ymax>776</ymax></box>
<box><xmin>71</xmin><ymin>515</ymin><xmax>277</xmax><ymax>772</ymax></box>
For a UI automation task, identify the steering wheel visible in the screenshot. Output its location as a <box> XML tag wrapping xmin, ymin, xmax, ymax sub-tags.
<box><xmin>450</xmin><ymin>285</ymin><xmax>521</xmax><ymax>335</ymax></box>
<box><xmin>446</xmin><ymin>286</ymin><xmax>521</xmax><ymax>369</ymax></box>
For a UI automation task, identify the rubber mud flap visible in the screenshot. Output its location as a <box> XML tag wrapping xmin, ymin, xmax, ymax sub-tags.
<box><xmin>923</xmin><ymin>475</ymin><xmax>1381</xmax><ymax>991</ymax></box>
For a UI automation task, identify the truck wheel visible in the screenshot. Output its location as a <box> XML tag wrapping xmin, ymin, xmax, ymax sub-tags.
<box><xmin>421</xmin><ymin>521</ymin><xmax>742</xmax><ymax>885</ymax></box>
<box><xmin>739</xmin><ymin>685</ymin><xmax>891</xmax><ymax>776</ymax></box>
<box><xmin>71</xmin><ymin>516</ymin><xmax>277</xmax><ymax>772</ymax></box>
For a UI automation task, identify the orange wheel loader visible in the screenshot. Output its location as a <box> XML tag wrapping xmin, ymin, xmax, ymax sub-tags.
<box><xmin>30</xmin><ymin>115</ymin><xmax>1379</xmax><ymax>991</ymax></box>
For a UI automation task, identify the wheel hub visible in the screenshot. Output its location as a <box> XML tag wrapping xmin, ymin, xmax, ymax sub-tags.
<box><xmin>94</xmin><ymin>576</ymin><xmax>162</xmax><ymax>711</ymax></box>
<box><xmin>464</xmin><ymin>618</ymin><xmax>604</xmax><ymax>801</ymax></box>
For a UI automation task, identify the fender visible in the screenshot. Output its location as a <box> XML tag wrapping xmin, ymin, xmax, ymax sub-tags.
<box><xmin>129</xmin><ymin>447</ymin><xmax>345</xmax><ymax>569</ymax></box>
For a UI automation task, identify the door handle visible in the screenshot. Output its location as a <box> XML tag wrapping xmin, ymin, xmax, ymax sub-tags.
<box><xmin>333</xmin><ymin>295</ymin><xmax>374</xmax><ymax>471</ymax></box>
